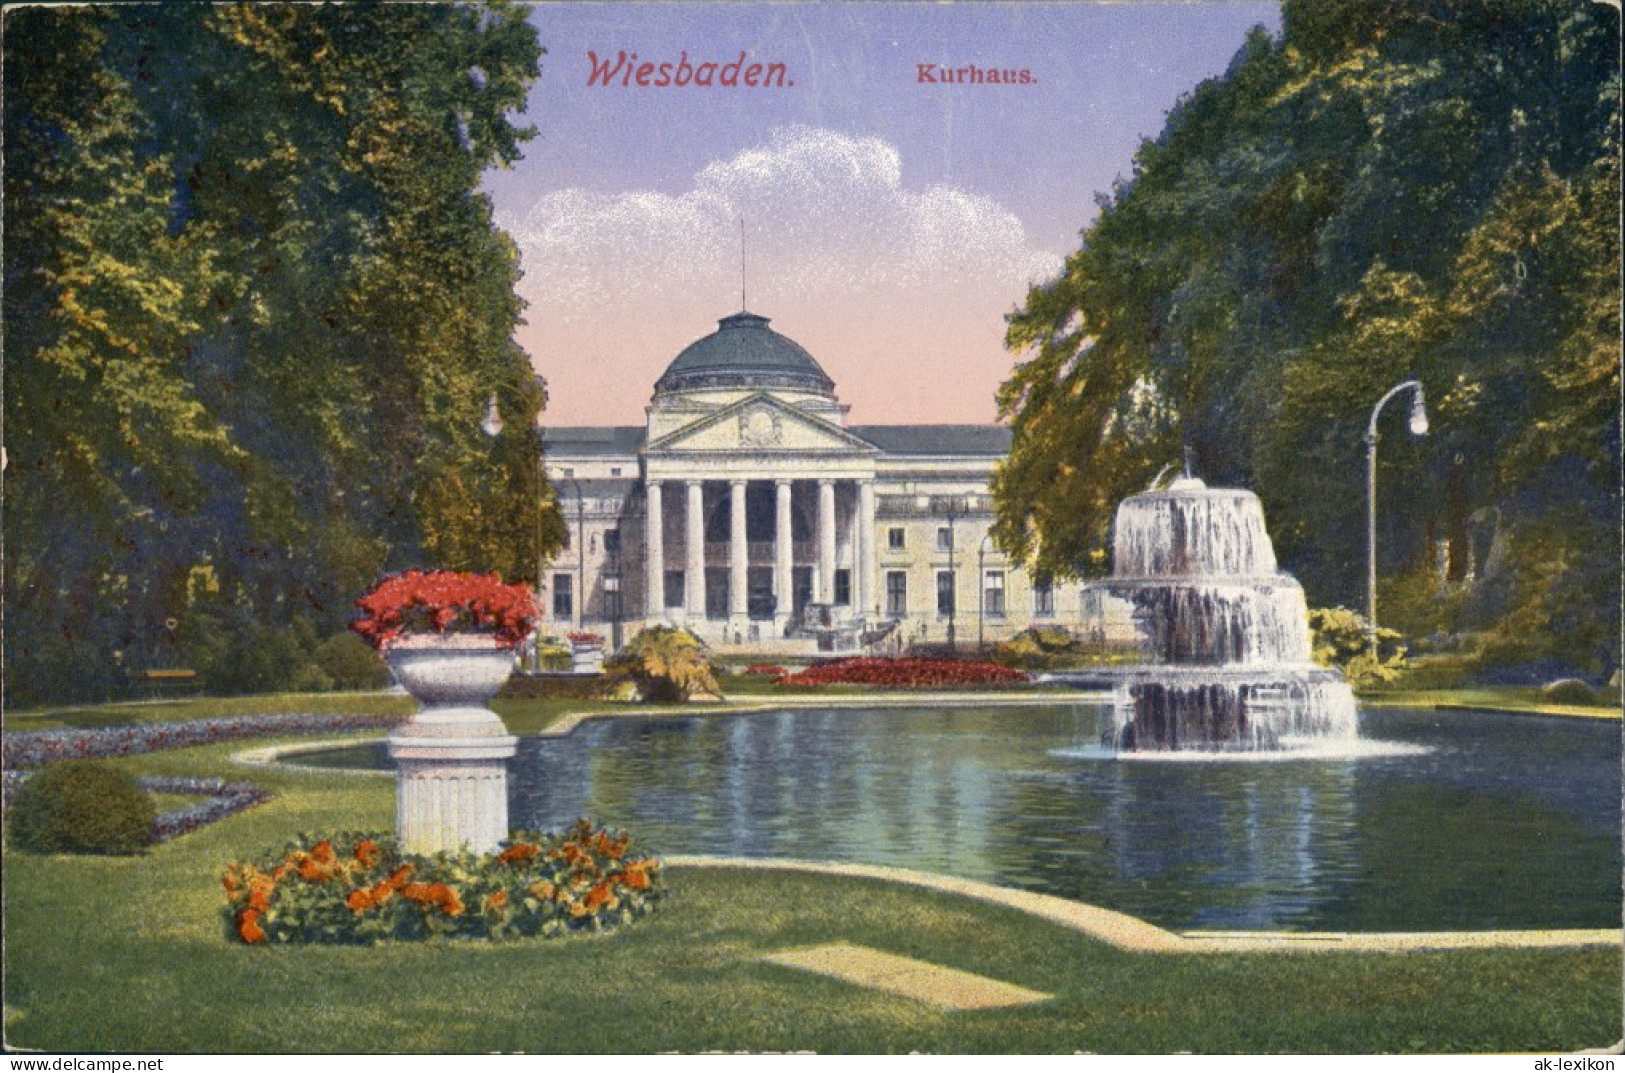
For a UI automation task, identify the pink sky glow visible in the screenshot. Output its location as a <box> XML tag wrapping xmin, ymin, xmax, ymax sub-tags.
<box><xmin>489</xmin><ymin>4</ymin><xmax>1280</xmax><ymax>428</ymax></box>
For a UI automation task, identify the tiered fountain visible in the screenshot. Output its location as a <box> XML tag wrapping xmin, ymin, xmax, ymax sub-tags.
<box><xmin>1071</xmin><ymin>469</ymin><xmax>1358</xmax><ymax>753</ymax></box>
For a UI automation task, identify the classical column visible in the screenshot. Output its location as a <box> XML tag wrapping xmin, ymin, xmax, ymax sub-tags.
<box><xmin>845</xmin><ymin>486</ymin><xmax>860</xmax><ymax>618</ymax></box>
<box><xmin>728</xmin><ymin>479</ymin><xmax>749</xmax><ymax>633</ymax></box>
<box><xmin>685</xmin><ymin>480</ymin><xmax>706</xmax><ymax>624</ymax></box>
<box><xmin>644</xmin><ymin>480</ymin><xmax>663</xmax><ymax>620</ymax></box>
<box><xmin>774</xmin><ymin>479</ymin><xmax>793</xmax><ymax>634</ymax></box>
<box><xmin>858</xmin><ymin>479</ymin><xmax>877</xmax><ymax>620</ymax></box>
<box><xmin>817</xmin><ymin>478</ymin><xmax>836</xmax><ymax>605</ymax></box>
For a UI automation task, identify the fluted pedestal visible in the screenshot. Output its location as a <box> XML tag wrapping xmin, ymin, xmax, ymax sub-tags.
<box><xmin>385</xmin><ymin>644</ymin><xmax>517</xmax><ymax>855</ymax></box>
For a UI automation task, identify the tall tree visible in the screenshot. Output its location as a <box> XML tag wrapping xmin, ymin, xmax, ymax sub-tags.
<box><xmin>3</xmin><ymin>3</ymin><xmax>559</xmax><ymax>705</ymax></box>
<box><xmin>994</xmin><ymin>0</ymin><xmax>1619</xmax><ymax>676</ymax></box>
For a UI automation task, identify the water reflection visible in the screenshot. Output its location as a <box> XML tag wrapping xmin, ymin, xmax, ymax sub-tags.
<box><xmin>302</xmin><ymin>704</ymin><xmax>1621</xmax><ymax>931</ymax></box>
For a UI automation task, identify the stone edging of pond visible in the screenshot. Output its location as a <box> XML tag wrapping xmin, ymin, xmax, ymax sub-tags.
<box><xmin>537</xmin><ymin>690</ymin><xmax>1111</xmax><ymax>738</ymax></box>
<box><xmin>1358</xmin><ymin>697</ymin><xmax>1621</xmax><ymax>721</ymax></box>
<box><xmin>233</xmin><ymin>737</ymin><xmax>393</xmax><ymax>777</ymax></box>
<box><xmin>664</xmin><ymin>857</ymin><xmax>1625</xmax><ymax>955</ymax></box>
<box><xmin>230</xmin><ymin>692</ymin><xmax>1110</xmax><ymax>773</ymax></box>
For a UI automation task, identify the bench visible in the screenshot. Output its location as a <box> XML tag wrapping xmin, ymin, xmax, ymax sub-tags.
<box><xmin>135</xmin><ymin>668</ymin><xmax>200</xmax><ymax>698</ymax></box>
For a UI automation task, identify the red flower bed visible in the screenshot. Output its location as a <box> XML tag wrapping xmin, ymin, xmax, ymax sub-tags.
<box><xmin>742</xmin><ymin>664</ymin><xmax>789</xmax><ymax>680</ymax></box>
<box><xmin>778</xmin><ymin>657</ymin><xmax>1029</xmax><ymax>689</ymax></box>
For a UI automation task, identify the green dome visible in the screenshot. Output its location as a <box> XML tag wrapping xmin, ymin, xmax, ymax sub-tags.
<box><xmin>655</xmin><ymin>312</ymin><xmax>834</xmax><ymax>395</ymax></box>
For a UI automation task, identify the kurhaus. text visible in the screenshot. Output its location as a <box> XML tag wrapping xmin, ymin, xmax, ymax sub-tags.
<box><xmin>587</xmin><ymin>50</ymin><xmax>792</xmax><ymax>88</ymax></box>
<box><xmin>917</xmin><ymin>63</ymin><xmax>1035</xmax><ymax>85</ymax></box>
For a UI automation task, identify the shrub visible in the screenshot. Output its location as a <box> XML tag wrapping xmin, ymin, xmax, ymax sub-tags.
<box><xmin>1308</xmin><ymin>607</ymin><xmax>1407</xmax><ymax>689</ymax></box>
<box><xmin>992</xmin><ymin>626</ymin><xmax>1088</xmax><ymax>670</ymax></box>
<box><xmin>198</xmin><ymin>618</ymin><xmax>334</xmax><ymax>695</ymax></box>
<box><xmin>222</xmin><ymin>822</ymin><xmax>662</xmax><ymax>945</ymax></box>
<box><xmin>8</xmin><ymin>761</ymin><xmax>155</xmax><ymax>855</ymax></box>
<box><xmin>1541</xmin><ymin>678</ymin><xmax>1602</xmax><ymax>706</ymax></box>
<box><xmin>1392</xmin><ymin>653</ymin><xmax>1474</xmax><ymax>691</ymax></box>
<box><xmin>313</xmin><ymin>632</ymin><xmax>391</xmax><ymax>691</ymax></box>
<box><xmin>604</xmin><ymin>627</ymin><xmax>719</xmax><ymax>702</ymax></box>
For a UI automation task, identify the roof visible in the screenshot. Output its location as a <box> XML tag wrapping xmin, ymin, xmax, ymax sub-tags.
<box><xmin>541</xmin><ymin>426</ymin><xmax>645</xmax><ymax>456</ymax></box>
<box><xmin>541</xmin><ymin>423</ymin><xmax>1012</xmax><ymax>459</ymax></box>
<box><xmin>655</xmin><ymin>312</ymin><xmax>835</xmax><ymax>395</ymax></box>
<box><xmin>561</xmin><ymin>478</ymin><xmax>639</xmax><ymax>498</ymax></box>
<box><xmin>850</xmin><ymin>425</ymin><xmax>1012</xmax><ymax>456</ymax></box>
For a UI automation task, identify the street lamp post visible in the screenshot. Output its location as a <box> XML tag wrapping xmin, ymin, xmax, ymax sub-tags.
<box><xmin>1365</xmin><ymin>379</ymin><xmax>1429</xmax><ymax>656</ymax></box>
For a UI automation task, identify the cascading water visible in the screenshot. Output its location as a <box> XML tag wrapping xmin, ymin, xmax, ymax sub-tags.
<box><xmin>1076</xmin><ymin>474</ymin><xmax>1358</xmax><ymax>753</ymax></box>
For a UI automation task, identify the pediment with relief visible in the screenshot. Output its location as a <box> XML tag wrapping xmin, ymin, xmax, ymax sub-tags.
<box><xmin>646</xmin><ymin>394</ymin><xmax>877</xmax><ymax>456</ymax></box>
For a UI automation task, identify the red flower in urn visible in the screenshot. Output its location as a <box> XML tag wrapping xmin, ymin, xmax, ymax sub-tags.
<box><xmin>350</xmin><ymin>570</ymin><xmax>538</xmax><ymax>651</ymax></box>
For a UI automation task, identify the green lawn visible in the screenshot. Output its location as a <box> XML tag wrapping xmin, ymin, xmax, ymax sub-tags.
<box><xmin>1359</xmin><ymin>686</ymin><xmax>1621</xmax><ymax>719</ymax></box>
<box><xmin>4</xmin><ymin>718</ymin><xmax>1621</xmax><ymax>1053</ymax></box>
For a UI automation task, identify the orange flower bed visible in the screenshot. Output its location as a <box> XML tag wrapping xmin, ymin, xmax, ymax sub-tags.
<box><xmin>221</xmin><ymin>822</ymin><xmax>661</xmax><ymax>945</ymax></box>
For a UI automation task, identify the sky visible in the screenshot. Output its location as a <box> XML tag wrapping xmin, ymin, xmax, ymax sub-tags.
<box><xmin>487</xmin><ymin>2</ymin><xmax>1281</xmax><ymax>428</ymax></box>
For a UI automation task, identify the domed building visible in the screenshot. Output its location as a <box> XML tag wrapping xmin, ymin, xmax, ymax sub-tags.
<box><xmin>539</xmin><ymin>310</ymin><xmax>1085</xmax><ymax>653</ymax></box>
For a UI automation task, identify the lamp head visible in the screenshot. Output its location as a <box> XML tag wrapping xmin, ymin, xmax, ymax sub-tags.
<box><xmin>1408</xmin><ymin>385</ymin><xmax>1429</xmax><ymax>436</ymax></box>
<box><xmin>481</xmin><ymin>392</ymin><xmax>504</xmax><ymax>438</ymax></box>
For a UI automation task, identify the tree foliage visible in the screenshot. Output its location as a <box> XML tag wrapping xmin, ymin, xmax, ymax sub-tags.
<box><xmin>995</xmin><ymin>0</ymin><xmax>1619</xmax><ymax>676</ymax></box>
<box><xmin>3</xmin><ymin>4</ymin><xmax>559</xmax><ymax>705</ymax></box>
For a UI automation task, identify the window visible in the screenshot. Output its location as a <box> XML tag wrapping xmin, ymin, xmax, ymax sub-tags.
<box><xmin>1033</xmin><ymin>576</ymin><xmax>1055</xmax><ymax>617</ymax></box>
<box><xmin>936</xmin><ymin>527</ymin><xmax>952</xmax><ymax>551</ymax></box>
<box><xmin>885</xmin><ymin>571</ymin><xmax>907</xmax><ymax>616</ymax></box>
<box><xmin>834</xmin><ymin>569</ymin><xmax>851</xmax><ymax>606</ymax></box>
<box><xmin>560</xmin><ymin>528</ymin><xmax>570</xmax><ymax>550</ymax></box>
<box><xmin>936</xmin><ymin>571</ymin><xmax>955</xmax><ymax>616</ymax></box>
<box><xmin>610</xmin><ymin>467</ymin><xmax>622</xmax><ymax>476</ymax></box>
<box><xmin>663</xmin><ymin>570</ymin><xmax>684</xmax><ymax>610</ymax></box>
<box><xmin>603</xmin><ymin>529</ymin><xmax>621</xmax><ymax>555</ymax></box>
<box><xmin>888</xmin><ymin>527</ymin><xmax>906</xmax><ymax>550</ymax></box>
<box><xmin>552</xmin><ymin>574</ymin><xmax>573</xmax><ymax>619</ymax></box>
<box><xmin>603</xmin><ymin>574</ymin><xmax>622</xmax><ymax>620</ymax></box>
<box><xmin>984</xmin><ymin>570</ymin><xmax>1006</xmax><ymax>618</ymax></box>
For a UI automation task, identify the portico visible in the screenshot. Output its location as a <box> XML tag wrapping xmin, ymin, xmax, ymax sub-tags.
<box><xmin>641</xmin><ymin>470</ymin><xmax>878</xmax><ymax>642</ymax></box>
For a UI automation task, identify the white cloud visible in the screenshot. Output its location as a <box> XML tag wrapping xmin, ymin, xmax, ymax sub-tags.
<box><xmin>500</xmin><ymin>126</ymin><xmax>1063</xmax><ymax>424</ymax></box>
<box><xmin>501</xmin><ymin>125</ymin><xmax>1058</xmax><ymax>311</ymax></box>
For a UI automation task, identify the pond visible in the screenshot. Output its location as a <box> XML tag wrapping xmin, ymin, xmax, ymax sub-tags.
<box><xmin>295</xmin><ymin>704</ymin><xmax>1621</xmax><ymax>932</ymax></box>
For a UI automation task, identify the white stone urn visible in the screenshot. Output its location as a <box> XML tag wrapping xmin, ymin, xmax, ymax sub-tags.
<box><xmin>385</xmin><ymin>636</ymin><xmax>518</xmax><ymax>856</ymax></box>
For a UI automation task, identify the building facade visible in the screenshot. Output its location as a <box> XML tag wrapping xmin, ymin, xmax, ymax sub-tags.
<box><xmin>540</xmin><ymin>310</ymin><xmax>1086</xmax><ymax>653</ymax></box>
